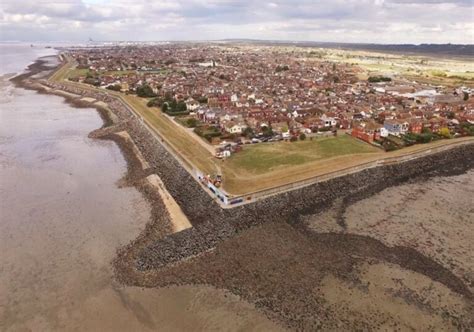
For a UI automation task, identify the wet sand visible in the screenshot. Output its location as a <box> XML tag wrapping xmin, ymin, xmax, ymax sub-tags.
<box><xmin>307</xmin><ymin>170</ymin><xmax>474</xmax><ymax>293</ymax></box>
<box><xmin>0</xmin><ymin>56</ymin><xmax>280</xmax><ymax>331</ymax></box>
<box><xmin>116</xmin><ymin>170</ymin><xmax>474</xmax><ymax>330</ymax></box>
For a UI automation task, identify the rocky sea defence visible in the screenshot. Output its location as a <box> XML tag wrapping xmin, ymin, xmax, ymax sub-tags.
<box><xmin>13</xmin><ymin>56</ymin><xmax>474</xmax><ymax>330</ymax></box>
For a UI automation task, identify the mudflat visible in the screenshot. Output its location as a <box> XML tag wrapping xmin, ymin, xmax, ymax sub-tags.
<box><xmin>117</xmin><ymin>170</ymin><xmax>474</xmax><ymax>330</ymax></box>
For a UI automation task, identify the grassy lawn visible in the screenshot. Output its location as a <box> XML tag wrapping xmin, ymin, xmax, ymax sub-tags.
<box><xmin>65</xmin><ymin>68</ymin><xmax>90</xmax><ymax>79</ymax></box>
<box><xmin>227</xmin><ymin>135</ymin><xmax>380</xmax><ymax>174</ymax></box>
<box><xmin>64</xmin><ymin>68</ymin><xmax>136</xmax><ymax>79</ymax></box>
<box><xmin>103</xmin><ymin>70</ymin><xmax>137</xmax><ymax>77</ymax></box>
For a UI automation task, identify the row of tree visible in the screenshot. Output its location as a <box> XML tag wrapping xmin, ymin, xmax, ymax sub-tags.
<box><xmin>368</xmin><ymin>76</ymin><xmax>392</xmax><ymax>83</ymax></box>
<box><xmin>136</xmin><ymin>84</ymin><xmax>157</xmax><ymax>98</ymax></box>
<box><xmin>146</xmin><ymin>95</ymin><xmax>188</xmax><ymax>115</ymax></box>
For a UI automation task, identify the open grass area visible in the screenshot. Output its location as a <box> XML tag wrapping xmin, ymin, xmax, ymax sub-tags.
<box><xmin>227</xmin><ymin>136</ymin><xmax>379</xmax><ymax>174</ymax></box>
<box><xmin>65</xmin><ymin>68</ymin><xmax>137</xmax><ymax>79</ymax></box>
<box><xmin>220</xmin><ymin>136</ymin><xmax>384</xmax><ymax>194</ymax></box>
<box><xmin>66</xmin><ymin>68</ymin><xmax>90</xmax><ymax>79</ymax></box>
<box><xmin>322</xmin><ymin>48</ymin><xmax>474</xmax><ymax>87</ymax></box>
<box><xmin>221</xmin><ymin>136</ymin><xmax>474</xmax><ymax>195</ymax></box>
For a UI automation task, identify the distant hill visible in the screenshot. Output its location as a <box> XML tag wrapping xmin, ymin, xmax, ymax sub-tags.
<box><xmin>218</xmin><ymin>39</ymin><xmax>474</xmax><ymax>58</ymax></box>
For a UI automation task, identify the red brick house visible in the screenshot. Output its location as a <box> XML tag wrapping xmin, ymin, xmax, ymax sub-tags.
<box><xmin>352</xmin><ymin>121</ymin><xmax>385</xmax><ymax>143</ymax></box>
<box><xmin>408</xmin><ymin>119</ymin><xmax>423</xmax><ymax>134</ymax></box>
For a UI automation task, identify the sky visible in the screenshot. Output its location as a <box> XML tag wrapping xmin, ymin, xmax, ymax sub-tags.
<box><xmin>0</xmin><ymin>0</ymin><xmax>473</xmax><ymax>44</ymax></box>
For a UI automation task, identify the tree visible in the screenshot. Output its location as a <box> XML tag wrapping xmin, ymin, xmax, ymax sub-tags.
<box><xmin>439</xmin><ymin>127</ymin><xmax>451</xmax><ymax>139</ymax></box>
<box><xmin>136</xmin><ymin>84</ymin><xmax>156</xmax><ymax>98</ymax></box>
<box><xmin>243</xmin><ymin>127</ymin><xmax>254</xmax><ymax>138</ymax></box>
<box><xmin>299</xmin><ymin>133</ymin><xmax>306</xmax><ymax>140</ymax></box>
<box><xmin>106</xmin><ymin>84</ymin><xmax>122</xmax><ymax>91</ymax></box>
<box><xmin>186</xmin><ymin>118</ymin><xmax>198</xmax><ymax>128</ymax></box>
<box><xmin>169</xmin><ymin>99</ymin><xmax>177</xmax><ymax>111</ymax></box>
<box><xmin>262</xmin><ymin>126</ymin><xmax>273</xmax><ymax>137</ymax></box>
<box><xmin>84</xmin><ymin>77</ymin><xmax>100</xmax><ymax>86</ymax></box>
<box><xmin>416</xmin><ymin>132</ymin><xmax>433</xmax><ymax>143</ymax></box>
<box><xmin>275</xmin><ymin>65</ymin><xmax>289</xmax><ymax>72</ymax></box>
<box><xmin>197</xmin><ymin>96</ymin><xmax>208</xmax><ymax>104</ymax></box>
<box><xmin>290</xmin><ymin>136</ymin><xmax>298</xmax><ymax>142</ymax></box>
<box><xmin>175</xmin><ymin>101</ymin><xmax>187</xmax><ymax>112</ymax></box>
<box><xmin>147</xmin><ymin>98</ymin><xmax>160</xmax><ymax>107</ymax></box>
<box><xmin>461</xmin><ymin>122</ymin><xmax>474</xmax><ymax>136</ymax></box>
<box><xmin>368</xmin><ymin>76</ymin><xmax>392</xmax><ymax>83</ymax></box>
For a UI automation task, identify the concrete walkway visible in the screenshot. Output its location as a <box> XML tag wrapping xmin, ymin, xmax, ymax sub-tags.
<box><xmin>146</xmin><ymin>174</ymin><xmax>192</xmax><ymax>232</ymax></box>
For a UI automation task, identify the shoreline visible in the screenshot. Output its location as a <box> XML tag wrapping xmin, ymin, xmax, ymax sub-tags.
<box><xmin>11</xmin><ymin>56</ymin><xmax>474</xmax><ymax>330</ymax></box>
<box><xmin>10</xmin><ymin>56</ymin><xmax>183</xmax><ymax>255</ymax></box>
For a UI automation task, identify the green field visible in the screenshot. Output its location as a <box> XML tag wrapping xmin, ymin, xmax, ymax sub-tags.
<box><xmin>66</xmin><ymin>68</ymin><xmax>90</xmax><ymax>79</ymax></box>
<box><xmin>227</xmin><ymin>135</ymin><xmax>380</xmax><ymax>174</ymax></box>
<box><xmin>65</xmin><ymin>69</ymin><xmax>138</xmax><ymax>79</ymax></box>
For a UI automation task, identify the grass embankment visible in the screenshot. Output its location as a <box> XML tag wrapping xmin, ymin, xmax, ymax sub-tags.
<box><xmin>49</xmin><ymin>56</ymin><xmax>74</xmax><ymax>81</ymax></box>
<box><xmin>121</xmin><ymin>95</ymin><xmax>219</xmax><ymax>175</ymax></box>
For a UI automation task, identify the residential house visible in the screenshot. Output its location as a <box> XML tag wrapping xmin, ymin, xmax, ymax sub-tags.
<box><xmin>321</xmin><ymin>114</ymin><xmax>337</xmax><ymax>127</ymax></box>
<box><xmin>224</xmin><ymin>121</ymin><xmax>247</xmax><ymax>134</ymax></box>
<box><xmin>384</xmin><ymin>119</ymin><xmax>409</xmax><ymax>136</ymax></box>
<box><xmin>185</xmin><ymin>98</ymin><xmax>200</xmax><ymax>111</ymax></box>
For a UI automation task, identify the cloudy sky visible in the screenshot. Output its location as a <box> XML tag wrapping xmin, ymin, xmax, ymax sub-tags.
<box><xmin>0</xmin><ymin>0</ymin><xmax>473</xmax><ymax>44</ymax></box>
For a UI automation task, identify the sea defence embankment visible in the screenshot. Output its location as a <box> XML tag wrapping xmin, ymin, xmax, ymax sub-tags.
<box><xmin>135</xmin><ymin>142</ymin><xmax>474</xmax><ymax>270</ymax></box>
<box><xmin>14</xmin><ymin>58</ymin><xmax>474</xmax><ymax>273</ymax></box>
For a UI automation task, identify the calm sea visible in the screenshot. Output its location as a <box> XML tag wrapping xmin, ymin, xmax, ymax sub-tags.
<box><xmin>0</xmin><ymin>43</ymin><xmax>153</xmax><ymax>330</ymax></box>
